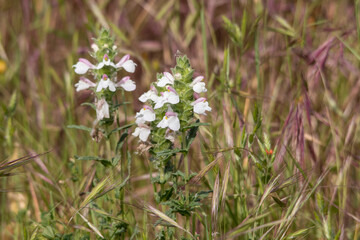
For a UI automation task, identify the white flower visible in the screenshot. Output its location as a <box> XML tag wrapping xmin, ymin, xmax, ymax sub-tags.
<box><xmin>97</xmin><ymin>54</ymin><xmax>116</xmax><ymax>69</ymax></box>
<box><xmin>156</xmin><ymin>72</ymin><xmax>174</xmax><ymax>87</ymax></box>
<box><xmin>96</xmin><ymin>74</ymin><xmax>116</xmax><ymax>92</ymax></box>
<box><xmin>191</xmin><ymin>97</ymin><xmax>212</xmax><ymax>115</ymax></box>
<box><xmin>135</xmin><ymin>106</ymin><xmax>156</xmax><ymax>124</ymax></box>
<box><xmin>190</xmin><ymin>76</ymin><xmax>207</xmax><ymax>93</ymax></box>
<box><xmin>139</xmin><ymin>85</ymin><xmax>159</xmax><ymax>102</ymax></box>
<box><xmin>96</xmin><ymin>98</ymin><xmax>110</xmax><ymax>121</ymax></box>
<box><xmin>154</xmin><ymin>86</ymin><xmax>180</xmax><ymax>109</ymax></box>
<box><xmin>73</xmin><ymin>58</ymin><xmax>97</xmax><ymax>74</ymax></box>
<box><xmin>115</xmin><ymin>54</ymin><xmax>137</xmax><ymax>73</ymax></box>
<box><xmin>157</xmin><ymin>111</ymin><xmax>180</xmax><ymax>131</ymax></box>
<box><xmin>132</xmin><ymin>124</ymin><xmax>151</xmax><ymax>142</ymax></box>
<box><xmin>75</xmin><ymin>77</ymin><xmax>96</xmax><ymax>91</ymax></box>
<box><xmin>115</xmin><ymin>76</ymin><xmax>136</xmax><ymax>91</ymax></box>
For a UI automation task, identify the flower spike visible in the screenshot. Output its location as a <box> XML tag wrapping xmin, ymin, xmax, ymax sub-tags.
<box><xmin>72</xmin><ymin>29</ymin><xmax>137</xmax><ymax>131</ymax></box>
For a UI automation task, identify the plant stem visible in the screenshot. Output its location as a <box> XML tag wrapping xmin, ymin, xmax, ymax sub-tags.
<box><xmin>159</xmin><ymin>164</ymin><xmax>168</xmax><ymax>238</ymax></box>
<box><xmin>160</xmin><ymin>164</ymin><xmax>165</xmax><ymax>206</ymax></box>
<box><xmin>121</xmin><ymin>90</ymin><xmax>127</xmax><ymax>240</ymax></box>
<box><xmin>182</xmin><ymin>132</ymin><xmax>190</xmax><ymax>232</ymax></box>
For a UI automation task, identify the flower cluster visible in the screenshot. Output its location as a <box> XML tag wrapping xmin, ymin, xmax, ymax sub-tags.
<box><xmin>73</xmin><ymin>29</ymin><xmax>137</xmax><ymax>126</ymax></box>
<box><xmin>133</xmin><ymin>55</ymin><xmax>211</xmax><ymax>157</ymax></box>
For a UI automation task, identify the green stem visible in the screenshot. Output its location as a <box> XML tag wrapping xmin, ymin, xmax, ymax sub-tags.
<box><xmin>182</xmin><ymin>132</ymin><xmax>190</xmax><ymax>232</ymax></box>
<box><xmin>159</xmin><ymin>164</ymin><xmax>168</xmax><ymax>239</ymax></box>
<box><xmin>121</xmin><ymin>90</ymin><xmax>127</xmax><ymax>240</ymax></box>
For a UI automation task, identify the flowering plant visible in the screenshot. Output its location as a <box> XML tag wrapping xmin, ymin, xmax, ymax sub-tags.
<box><xmin>133</xmin><ymin>55</ymin><xmax>211</xmax><ymax>239</ymax></box>
<box><xmin>67</xmin><ymin>28</ymin><xmax>138</xmax><ymax>238</ymax></box>
<box><xmin>133</xmin><ymin>55</ymin><xmax>211</xmax><ymax>163</ymax></box>
<box><xmin>72</xmin><ymin>29</ymin><xmax>137</xmax><ymax>141</ymax></box>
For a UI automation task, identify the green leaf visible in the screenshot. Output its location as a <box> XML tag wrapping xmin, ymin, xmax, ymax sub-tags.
<box><xmin>186</xmin><ymin>120</ymin><xmax>200</xmax><ymax>149</ymax></box>
<box><xmin>113</xmin><ymin>102</ymin><xmax>130</xmax><ymax>108</ymax></box>
<box><xmin>42</xmin><ymin>226</ymin><xmax>55</xmax><ymax>239</ymax></box>
<box><xmin>115</xmin><ymin>132</ymin><xmax>129</xmax><ymax>154</ymax></box>
<box><xmin>183</xmin><ymin>122</ymin><xmax>210</xmax><ymax>129</ymax></box>
<box><xmin>106</xmin><ymin>123</ymin><xmax>134</xmax><ymax>138</ymax></box>
<box><xmin>159</xmin><ymin>187</ymin><xmax>174</xmax><ymax>202</ymax></box>
<box><xmin>81</xmin><ymin>102</ymin><xmax>96</xmax><ymax>110</ymax></box>
<box><xmin>67</xmin><ymin>125</ymin><xmax>92</xmax><ymax>132</ymax></box>
<box><xmin>155</xmin><ymin>149</ymin><xmax>186</xmax><ymax>157</ymax></box>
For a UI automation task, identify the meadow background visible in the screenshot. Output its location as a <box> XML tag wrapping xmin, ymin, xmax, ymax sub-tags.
<box><xmin>1</xmin><ymin>0</ymin><xmax>360</xmax><ymax>239</ymax></box>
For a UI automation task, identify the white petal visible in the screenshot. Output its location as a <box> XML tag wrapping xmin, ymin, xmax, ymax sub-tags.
<box><xmin>121</xmin><ymin>60</ymin><xmax>136</xmax><ymax>73</ymax></box>
<box><xmin>96</xmin><ymin>80</ymin><xmax>106</xmax><ymax>92</ymax></box>
<box><xmin>154</xmin><ymin>97</ymin><xmax>166</xmax><ymax>109</ymax></box>
<box><xmin>135</xmin><ymin>117</ymin><xmax>145</xmax><ymax>125</ymax></box>
<box><xmin>194</xmin><ymin>102</ymin><xmax>211</xmax><ymax>115</ymax></box>
<box><xmin>139</xmin><ymin>128</ymin><xmax>151</xmax><ymax>141</ymax></box>
<box><xmin>116</xmin><ymin>55</ymin><xmax>130</xmax><ymax>68</ymax></box>
<box><xmin>164</xmin><ymin>72</ymin><xmax>174</xmax><ymax>82</ymax></box>
<box><xmin>156</xmin><ymin>76</ymin><xmax>173</xmax><ymax>87</ymax></box>
<box><xmin>139</xmin><ymin>92</ymin><xmax>150</xmax><ymax>102</ymax></box>
<box><xmin>168</xmin><ymin>116</ymin><xmax>180</xmax><ymax>131</ymax></box>
<box><xmin>139</xmin><ymin>90</ymin><xmax>158</xmax><ymax>102</ymax></box>
<box><xmin>103</xmin><ymin>58</ymin><xmax>117</xmax><ymax>68</ymax></box>
<box><xmin>73</xmin><ymin>62</ymin><xmax>91</xmax><ymax>74</ymax></box>
<box><xmin>143</xmin><ymin>110</ymin><xmax>156</xmax><ymax>122</ymax></box>
<box><xmin>193</xmin><ymin>82</ymin><xmax>207</xmax><ymax>93</ymax></box>
<box><xmin>167</xmin><ymin>93</ymin><xmax>180</xmax><ymax>104</ymax></box>
<box><xmin>109</xmin><ymin>62</ymin><xmax>117</xmax><ymax>68</ymax></box>
<box><xmin>156</xmin><ymin>117</ymin><xmax>168</xmax><ymax>128</ymax></box>
<box><xmin>75</xmin><ymin>80</ymin><xmax>92</xmax><ymax>91</ymax></box>
<box><xmin>194</xmin><ymin>103</ymin><xmax>205</xmax><ymax>114</ymax></box>
<box><xmin>150</xmin><ymin>92</ymin><xmax>159</xmax><ymax>102</ymax></box>
<box><xmin>103</xmin><ymin>59</ymin><xmax>111</xmax><ymax>65</ymax></box>
<box><xmin>96</xmin><ymin>62</ymin><xmax>105</xmax><ymax>70</ymax></box>
<box><xmin>132</xmin><ymin>127</ymin><xmax>141</xmax><ymax>137</ymax></box>
<box><xmin>108</xmin><ymin>81</ymin><xmax>116</xmax><ymax>92</ymax></box>
<box><xmin>120</xmin><ymin>80</ymin><xmax>136</xmax><ymax>91</ymax></box>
